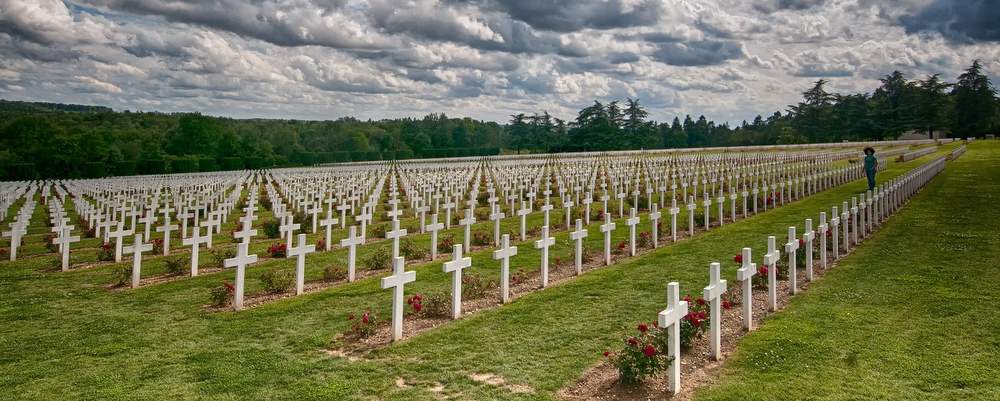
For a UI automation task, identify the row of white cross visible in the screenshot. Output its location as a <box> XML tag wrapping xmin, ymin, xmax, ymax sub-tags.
<box><xmin>657</xmin><ymin>155</ymin><xmax>947</xmax><ymax>394</ymax></box>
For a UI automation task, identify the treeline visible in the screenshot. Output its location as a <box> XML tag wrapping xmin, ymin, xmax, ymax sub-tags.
<box><xmin>0</xmin><ymin>108</ymin><xmax>502</xmax><ymax>179</ymax></box>
<box><xmin>509</xmin><ymin>60</ymin><xmax>999</xmax><ymax>152</ymax></box>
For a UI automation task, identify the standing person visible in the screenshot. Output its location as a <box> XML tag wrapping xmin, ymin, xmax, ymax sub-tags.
<box><xmin>863</xmin><ymin>147</ymin><xmax>878</xmax><ymax>191</ymax></box>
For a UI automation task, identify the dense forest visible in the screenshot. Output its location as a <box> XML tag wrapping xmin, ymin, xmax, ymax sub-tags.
<box><xmin>509</xmin><ymin>61</ymin><xmax>999</xmax><ymax>152</ymax></box>
<box><xmin>1</xmin><ymin>61</ymin><xmax>997</xmax><ymax>180</ymax></box>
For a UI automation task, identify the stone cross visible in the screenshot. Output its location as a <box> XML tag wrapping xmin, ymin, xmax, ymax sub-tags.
<box><xmin>658</xmin><ymin>282</ymin><xmax>689</xmax><ymax>395</ymax></box>
<box><xmin>107</xmin><ymin>221</ymin><xmax>133</xmax><ymax>263</ymax></box>
<box><xmin>702</xmin><ymin>194</ymin><xmax>712</xmax><ymax>231</ymax></box>
<box><xmin>534</xmin><ymin>225</ymin><xmax>555</xmax><ymax>288</ymax></box>
<box><xmin>490</xmin><ymin>203</ymin><xmax>505</xmax><ymax>246</ymax></box>
<box><xmin>122</xmin><ymin>233</ymin><xmax>153</xmax><ymax>288</ymax></box>
<box><xmin>803</xmin><ymin>219</ymin><xmax>815</xmax><ymax>282</ymax></box>
<box><xmin>319</xmin><ymin>212</ymin><xmax>339</xmax><ymax>251</ymax></box>
<box><xmin>181</xmin><ymin>225</ymin><xmax>211</xmax><ymax>277</ymax></box>
<box><xmin>687</xmin><ymin>196</ymin><xmax>697</xmax><ymax>236</ymax></box>
<box><xmin>831</xmin><ymin>206</ymin><xmax>841</xmax><ymax>260</ymax></box>
<box><xmin>381</xmin><ymin>256</ymin><xmax>416</xmax><ymax>342</ymax></box>
<box><xmin>493</xmin><ymin>234</ymin><xmax>517</xmax><ymax>304</ymax></box>
<box><xmin>600</xmin><ymin>212</ymin><xmax>616</xmax><ymax>266</ymax></box>
<box><xmin>443</xmin><ymin>244</ymin><xmax>473</xmax><ymax>319</ymax></box>
<box><xmin>279</xmin><ymin>213</ymin><xmax>300</xmax><ymax>247</ymax></box>
<box><xmin>53</xmin><ymin>226</ymin><xmax>80</xmax><ymax>271</ymax></box>
<box><xmin>155</xmin><ymin>216</ymin><xmax>179</xmax><ymax>256</ymax></box>
<box><xmin>386</xmin><ymin>218</ymin><xmax>407</xmax><ymax>259</ymax></box>
<box><xmin>649</xmin><ymin>204</ymin><xmax>661</xmax><ymax>248</ymax></box>
<box><xmin>626</xmin><ymin>207</ymin><xmax>640</xmax><ymax>257</ymax></box>
<box><xmin>233</xmin><ymin>219</ymin><xmax>257</xmax><ymax>244</ymax></box>
<box><xmin>340</xmin><ymin>226</ymin><xmax>364</xmax><ymax>282</ymax></box>
<box><xmin>735</xmin><ymin>247</ymin><xmax>756</xmax><ymax>331</ymax></box>
<box><xmin>459</xmin><ymin>208</ymin><xmax>476</xmax><ymax>251</ymax></box>
<box><xmin>703</xmin><ymin>262</ymin><xmax>728</xmax><ymax>360</ymax></box>
<box><xmin>562</xmin><ymin>199</ymin><xmax>573</xmax><ymax>228</ymax></box>
<box><xmin>764</xmin><ymin>236</ymin><xmax>781</xmax><ymax>312</ymax></box>
<box><xmin>225</xmin><ymin>241</ymin><xmax>258</xmax><ymax>311</ymax></box>
<box><xmin>426</xmin><ymin>214</ymin><xmax>444</xmax><ymax>260</ymax></box>
<box><xmin>540</xmin><ymin>203</ymin><xmax>554</xmax><ymax>228</ymax></box>
<box><xmin>287</xmin><ymin>233</ymin><xmax>316</xmax><ymax>295</ymax></box>
<box><xmin>516</xmin><ymin>201</ymin><xmax>530</xmax><ymax>241</ymax></box>
<box><xmin>569</xmin><ymin>219</ymin><xmax>588</xmax><ymax>275</ymax></box>
<box><xmin>818</xmin><ymin>212</ymin><xmax>828</xmax><ymax>270</ymax></box>
<box><xmin>669</xmin><ymin>198</ymin><xmax>680</xmax><ymax>242</ymax></box>
<box><xmin>785</xmin><ymin>226</ymin><xmax>799</xmax><ymax>294</ymax></box>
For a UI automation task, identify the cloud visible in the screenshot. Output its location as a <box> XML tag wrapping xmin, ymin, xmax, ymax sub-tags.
<box><xmin>467</xmin><ymin>0</ymin><xmax>665</xmax><ymax>32</ymax></box>
<box><xmin>650</xmin><ymin>40</ymin><xmax>745</xmax><ymax>66</ymax></box>
<box><xmin>897</xmin><ymin>0</ymin><xmax>1000</xmax><ymax>43</ymax></box>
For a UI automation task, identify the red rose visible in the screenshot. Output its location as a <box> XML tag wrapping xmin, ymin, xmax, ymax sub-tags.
<box><xmin>799</xmin><ymin>238</ymin><xmax>805</xmax><ymax>247</ymax></box>
<box><xmin>683</xmin><ymin>295</ymin><xmax>692</xmax><ymax>303</ymax></box>
<box><xmin>643</xmin><ymin>344</ymin><xmax>657</xmax><ymax>357</ymax></box>
<box><xmin>696</xmin><ymin>297</ymin><xmax>706</xmax><ymax>306</ymax></box>
<box><xmin>637</xmin><ymin>323</ymin><xmax>648</xmax><ymax>333</ymax></box>
<box><xmin>722</xmin><ymin>300</ymin><xmax>732</xmax><ymax>310</ymax></box>
<box><xmin>627</xmin><ymin>337</ymin><xmax>639</xmax><ymax>346</ymax></box>
<box><xmin>413</xmin><ymin>303</ymin><xmax>422</xmax><ymax>312</ymax></box>
<box><xmin>734</xmin><ymin>254</ymin><xmax>743</xmax><ymax>264</ymax></box>
<box><xmin>603</xmin><ymin>351</ymin><xmax>612</xmax><ymax>357</ymax></box>
<box><xmin>691</xmin><ymin>317</ymin><xmax>702</xmax><ymax>327</ymax></box>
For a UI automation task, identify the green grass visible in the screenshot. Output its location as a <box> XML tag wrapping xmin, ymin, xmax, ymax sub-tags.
<box><xmin>0</xmin><ymin>142</ymin><xmax>980</xmax><ymax>400</ymax></box>
<box><xmin>693</xmin><ymin>142</ymin><xmax>1000</xmax><ymax>401</ymax></box>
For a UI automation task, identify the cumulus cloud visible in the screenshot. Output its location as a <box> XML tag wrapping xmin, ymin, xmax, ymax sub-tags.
<box><xmin>0</xmin><ymin>0</ymin><xmax>996</xmax><ymax>125</ymax></box>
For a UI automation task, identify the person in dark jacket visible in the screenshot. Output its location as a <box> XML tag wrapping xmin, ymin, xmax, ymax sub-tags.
<box><xmin>863</xmin><ymin>147</ymin><xmax>878</xmax><ymax>191</ymax></box>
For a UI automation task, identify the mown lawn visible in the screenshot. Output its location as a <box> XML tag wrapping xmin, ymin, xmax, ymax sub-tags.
<box><xmin>695</xmin><ymin>141</ymin><xmax>1000</xmax><ymax>401</ymax></box>
<box><xmin>0</xmin><ymin>142</ymin><xmax>978</xmax><ymax>401</ymax></box>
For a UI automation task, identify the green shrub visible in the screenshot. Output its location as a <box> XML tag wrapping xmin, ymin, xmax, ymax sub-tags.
<box><xmin>109</xmin><ymin>264</ymin><xmax>132</xmax><ymax>287</ymax></box>
<box><xmin>262</xmin><ymin>219</ymin><xmax>280</xmax><ymax>238</ymax></box>
<box><xmin>400</xmin><ymin>238</ymin><xmax>427</xmax><ymax>260</ymax></box>
<box><xmin>259</xmin><ymin>269</ymin><xmax>293</xmax><ymax>294</ymax></box>
<box><xmin>164</xmin><ymin>256</ymin><xmax>186</xmax><ymax>276</ymax></box>
<box><xmin>210</xmin><ymin>281</ymin><xmax>235</xmax><ymax>307</ymax></box>
<box><xmin>604</xmin><ymin>322</ymin><xmax>673</xmax><ymax>385</ymax></box>
<box><xmin>363</xmin><ymin>247</ymin><xmax>391</xmax><ymax>271</ymax></box>
<box><xmin>211</xmin><ymin>248</ymin><xmax>236</xmax><ymax>269</ymax></box>
<box><xmin>323</xmin><ymin>265</ymin><xmax>347</xmax><ymax>282</ymax></box>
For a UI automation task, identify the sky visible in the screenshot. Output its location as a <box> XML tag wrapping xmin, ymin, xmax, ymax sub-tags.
<box><xmin>1</xmin><ymin>0</ymin><xmax>998</xmax><ymax>125</ymax></box>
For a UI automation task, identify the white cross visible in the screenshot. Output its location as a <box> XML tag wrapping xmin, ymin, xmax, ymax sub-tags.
<box><xmin>600</xmin><ymin>212</ymin><xmax>617</xmax><ymax>266</ymax></box>
<box><xmin>818</xmin><ymin>212</ymin><xmax>828</xmax><ymax>270</ymax></box>
<box><xmin>686</xmin><ymin>196</ymin><xmax>697</xmax><ymax>236</ymax></box>
<box><xmin>2</xmin><ymin>223</ymin><xmax>26</xmax><ymax>261</ymax></box>
<box><xmin>569</xmin><ymin>219</ymin><xmax>588</xmax><ymax>275</ymax></box>
<box><xmin>287</xmin><ymin>233</ymin><xmax>317</xmax><ymax>295</ymax></box>
<box><xmin>443</xmin><ymin>244</ymin><xmax>473</xmax><ymax>319</ymax></box>
<box><xmin>669</xmin><ymin>199</ymin><xmax>680</xmax><ymax>242</ymax></box>
<box><xmin>279</xmin><ymin>213</ymin><xmax>300</xmax><ymax>247</ymax></box>
<box><xmin>53</xmin><ymin>226</ymin><xmax>80</xmax><ymax>271</ymax></box>
<box><xmin>540</xmin><ymin>203</ymin><xmax>554</xmax><ymax>228</ymax></box>
<box><xmin>426</xmin><ymin>214</ymin><xmax>444</xmax><ymax>260</ymax></box>
<box><xmin>493</xmin><ymin>234</ymin><xmax>518</xmax><ymax>304</ymax></box>
<box><xmin>658</xmin><ymin>282</ymin><xmax>689</xmax><ymax>395</ymax></box>
<box><xmin>649</xmin><ymin>204</ymin><xmax>661</xmax><ymax>248</ymax></box>
<box><xmin>233</xmin><ymin>218</ymin><xmax>257</xmax><ymax>244</ymax></box>
<box><xmin>225</xmin><ymin>241</ymin><xmax>258</xmax><ymax>311</ymax></box>
<box><xmin>107</xmin><ymin>221</ymin><xmax>133</xmax><ymax>263</ymax></box>
<box><xmin>735</xmin><ymin>247</ymin><xmax>756</xmax><ymax>331</ymax></box>
<box><xmin>702</xmin><ymin>194</ymin><xmax>712</xmax><ymax>230</ymax></box>
<box><xmin>785</xmin><ymin>226</ymin><xmax>800</xmax><ymax>295</ymax></box>
<box><xmin>319</xmin><ymin>212</ymin><xmax>339</xmax><ymax>252</ymax></box>
<box><xmin>122</xmin><ymin>233</ymin><xmax>153</xmax><ymax>288</ymax></box>
<box><xmin>155</xmin><ymin>216</ymin><xmax>179</xmax><ymax>256</ymax></box>
<box><xmin>831</xmin><ymin>206</ymin><xmax>841</xmax><ymax>260</ymax></box>
<box><xmin>764</xmin><ymin>235</ymin><xmax>781</xmax><ymax>312</ymax></box>
<box><xmin>381</xmin><ymin>256</ymin><xmax>416</xmax><ymax>342</ymax></box>
<box><xmin>339</xmin><ymin>226</ymin><xmax>364</xmax><ymax>282</ymax></box>
<box><xmin>386</xmin><ymin>218</ymin><xmax>408</xmax><ymax>259</ymax></box>
<box><xmin>459</xmin><ymin>208</ymin><xmax>476</xmax><ymax>251</ymax></box>
<box><xmin>703</xmin><ymin>262</ymin><xmax>728</xmax><ymax>360</ymax></box>
<box><xmin>803</xmin><ymin>218</ymin><xmax>815</xmax><ymax>282</ymax></box>
<box><xmin>516</xmin><ymin>201</ymin><xmax>530</xmax><ymax>241</ymax></box>
<box><xmin>626</xmin><ymin>207</ymin><xmax>640</xmax><ymax>257</ymax></box>
<box><xmin>490</xmin><ymin>203</ymin><xmax>505</xmax><ymax>246</ymax></box>
<box><xmin>181</xmin><ymin>225</ymin><xmax>211</xmax><ymax>277</ymax></box>
<box><xmin>534</xmin><ymin>225</ymin><xmax>556</xmax><ymax>287</ymax></box>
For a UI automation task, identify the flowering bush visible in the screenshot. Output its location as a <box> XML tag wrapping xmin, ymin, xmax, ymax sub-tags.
<box><xmin>471</xmin><ymin>230</ymin><xmax>491</xmax><ymax>246</ymax></box>
<box><xmin>164</xmin><ymin>256</ymin><xmax>186</xmax><ymax>276</ymax></box>
<box><xmin>109</xmin><ymin>264</ymin><xmax>131</xmax><ymax>287</ymax></box>
<box><xmin>400</xmin><ymin>239</ymin><xmax>427</xmax><ymax>260</ymax></box>
<box><xmin>614</xmin><ymin>241</ymin><xmax>627</xmax><ymax>255</ymax></box>
<box><xmin>345</xmin><ymin>310</ymin><xmax>378</xmax><ymax>339</ymax></box>
<box><xmin>722</xmin><ymin>290</ymin><xmax>740</xmax><ymax>310</ymax></box>
<box><xmin>210</xmin><ymin>281</ymin><xmax>236</xmax><ymax>307</ymax></box>
<box><xmin>44</xmin><ymin>233</ymin><xmax>58</xmax><ymax>252</ymax></box>
<box><xmin>362</xmin><ymin>247</ymin><xmax>391</xmax><ymax>271</ymax></box>
<box><xmin>262</xmin><ymin>219</ymin><xmax>281</xmax><ymax>238</ymax></box>
<box><xmin>411</xmin><ymin>291</ymin><xmax>451</xmax><ymax>318</ymax></box>
<box><xmin>323</xmin><ymin>265</ymin><xmax>347</xmax><ymax>282</ymax></box>
<box><xmin>152</xmin><ymin>238</ymin><xmax>165</xmax><ymax>254</ymax></box>
<box><xmin>96</xmin><ymin>243</ymin><xmax>114</xmax><ymax>261</ymax></box>
<box><xmin>604</xmin><ymin>321</ymin><xmax>673</xmax><ymax>385</ymax></box>
<box><xmin>462</xmin><ymin>274</ymin><xmax>496</xmax><ymax>300</ymax></box>
<box><xmin>212</xmin><ymin>248</ymin><xmax>236</xmax><ymax>268</ymax></box>
<box><xmin>259</xmin><ymin>269</ymin><xmax>293</xmax><ymax>294</ymax></box>
<box><xmin>638</xmin><ymin>231</ymin><xmax>653</xmax><ymax>249</ymax></box>
<box><xmin>733</xmin><ymin>253</ymin><xmax>743</xmax><ymax>264</ymax></box>
<box><xmin>267</xmin><ymin>243</ymin><xmax>287</xmax><ymax>258</ymax></box>
<box><xmin>680</xmin><ymin>295</ymin><xmax>709</xmax><ymax>349</ymax></box>
<box><xmin>437</xmin><ymin>235</ymin><xmax>455</xmax><ymax>254</ymax></box>
<box><xmin>406</xmin><ymin>293</ymin><xmax>424</xmax><ymax>314</ymax></box>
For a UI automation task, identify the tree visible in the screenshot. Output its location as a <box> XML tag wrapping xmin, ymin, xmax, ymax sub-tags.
<box><xmin>915</xmin><ymin>74</ymin><xmax>953</xmax><ymax>138</ymax></box>
<box><xmin>951</xmin><ymin>60</ymin><xmax>998</xmax><ymax>137</ymax></box>
<box><xmin>507</xmin><ymin>114</ymin><xmax>531</xmax><ymax>153</ymax></box>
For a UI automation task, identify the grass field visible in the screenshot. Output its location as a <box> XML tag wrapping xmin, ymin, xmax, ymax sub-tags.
<box><xmin>694</xmin><ymin>141</ymin><xmax>1000</xmax><ymax>401</ymax></box>
<box><xmin>0</xmin><ymin>142</ymin><xmax>991</xmax><ymax>401</ymax></box>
